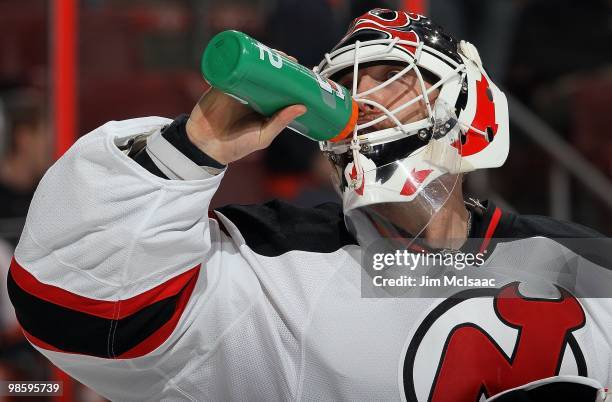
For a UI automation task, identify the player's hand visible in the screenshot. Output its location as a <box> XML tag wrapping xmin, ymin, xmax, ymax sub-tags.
<box><xmin>186</xmin><ymin>51</ymin><xmax>306</xmax><ymax>165</ymax></box>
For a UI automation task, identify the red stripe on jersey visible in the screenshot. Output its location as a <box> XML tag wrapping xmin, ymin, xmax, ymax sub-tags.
<box><xmin>22</xmin><ymin>268</ymin><xmax>198</xmax><ymax>359</ymax></box>
<box><xmin>9</xmin><ymin>258</ymin><xmax>200</xmax><ymax>319</ymax></box>
<box><xmin>479</xmin><ymin>207</ymin><xmax>502</xmax><ymax>254</ymax></box>
<box><xmin>22</xmin><ymin>328</ymin><xmax>66</xmax><ymax>353</ymax></box>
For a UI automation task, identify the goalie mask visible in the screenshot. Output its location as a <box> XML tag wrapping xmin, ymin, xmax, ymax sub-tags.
<box><xmin>316</xmin><ymin>8</ymin><xmax>509</xmax><ymax>247</ymax></box>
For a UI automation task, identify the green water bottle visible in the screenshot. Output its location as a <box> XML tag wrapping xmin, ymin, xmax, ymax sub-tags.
<box><xmin>201</xmin><ymin>30</ymin><xmax>358</xmax><ymax>142</ymax></box>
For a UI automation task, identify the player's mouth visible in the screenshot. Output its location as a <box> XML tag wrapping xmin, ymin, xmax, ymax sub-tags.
<box><xmin>357</xmin><ymin>113</ymin><xmax>385</xmax><ymax>125</ymax></box>
<box><xmin>357</xmin><ymin>114</ymin><xmax>393</xmax><ymax>134</ymax></box>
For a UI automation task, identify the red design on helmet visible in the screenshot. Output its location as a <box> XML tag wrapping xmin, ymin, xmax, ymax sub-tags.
<box><xmin>349</xmin><ymin>164</ymin><xmax>365</xmax><ymax>195</ymax></box>
<box><xmin>342</xmin><ymin>9</ymin><xmax>421</xmax><ymax>56</ymax></box>
<box><xmin>454</xmin><ymin>75</ymin><xmax>499</xmax><ymax>156</ymax></box>
<box><xmin>400</xmin><ymin>168</ymin><xmax>433</xmax><ymax>196</ymax></box>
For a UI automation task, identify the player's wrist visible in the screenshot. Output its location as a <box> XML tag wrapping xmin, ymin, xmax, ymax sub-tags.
<box><xmin>174</xmin><ymin>115</ymin><xmax>226</xmax><ymax>168</ymax></box>
<box><xmin>185</xmin><ymin>115</ymin><xmax>231</xmax><ymax>166</ymax></box>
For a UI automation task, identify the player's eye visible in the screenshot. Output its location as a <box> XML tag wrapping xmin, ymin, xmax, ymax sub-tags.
<box><xmin>386</xmin><ymin>70</ymin><xmax>402</xmax><ymax>80</ymax></box>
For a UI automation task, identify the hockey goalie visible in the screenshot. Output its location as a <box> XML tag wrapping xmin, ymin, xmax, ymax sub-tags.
<box><xmin>7</xmin><ymin>8</ymin><xmax>612</xmax><ymax>402</ymax></box>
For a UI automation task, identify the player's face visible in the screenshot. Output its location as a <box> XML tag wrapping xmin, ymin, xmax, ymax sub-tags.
<box><xmin>336</xmin><ymin>63</ymin><xmax>439</xmax><ymax>134</ymax></box>
<box><xmin>335</xmin><ymin>64</ymin><xmax>456</xmax><ymax>242</ymax></box>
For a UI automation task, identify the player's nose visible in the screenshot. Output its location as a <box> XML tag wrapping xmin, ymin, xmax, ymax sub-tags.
<box><xmin>356</xmin><ymin>74</ymin><xmax>381</xmax><ymax>114</ymax></box>
<box><xmin>355</xmin><ymin>73</ymin><xmax>379</xmax><ymax>94</ymax></box>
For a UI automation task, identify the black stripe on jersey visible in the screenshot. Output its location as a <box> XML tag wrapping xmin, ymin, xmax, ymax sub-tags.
<box><xmin>7</xmin><ymin>272</ymin><xmax>181</xmax><ymax>358</ymax></box>
<box><xmin>217</xmin><ymin>200</ymin><xmax>357</xmax><ymax>257</ymax></box>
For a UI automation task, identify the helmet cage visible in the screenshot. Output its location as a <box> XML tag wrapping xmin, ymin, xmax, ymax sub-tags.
<box><xmin>316</xmin><ymin>37</ymin><xmax>469</xmax><ymax>150</ymax></box>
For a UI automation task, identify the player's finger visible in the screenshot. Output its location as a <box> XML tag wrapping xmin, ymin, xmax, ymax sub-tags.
<box><xmin>260</xmin><ymin>105</ymin><xmax>307</xmax><ymax>146</ymax></box>
<box><xmin>274</xmin><ymin>49</ymin><xmax>298</xmax><ymax>63</ymax></box>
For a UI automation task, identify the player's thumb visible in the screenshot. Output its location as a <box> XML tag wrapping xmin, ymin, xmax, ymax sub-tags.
<box><xmin>260</xmin><ymin>105</ymin><xmax>307</xmax><ymax>146</ymax></box>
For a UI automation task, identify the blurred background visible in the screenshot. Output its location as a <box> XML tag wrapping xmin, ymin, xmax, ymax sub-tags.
<box><xmin>0</xmin><ymin>0</ymin><xmax>610</xmax><ymax>400</ymax></box>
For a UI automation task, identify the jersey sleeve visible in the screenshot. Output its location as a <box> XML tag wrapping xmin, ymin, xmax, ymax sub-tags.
<box><xmin>7</xmin><ymin>116</ymin><xmax>226</xmax><ymax>359</ymax></box>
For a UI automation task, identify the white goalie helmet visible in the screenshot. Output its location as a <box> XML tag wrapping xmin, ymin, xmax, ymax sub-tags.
<box><xmin>314</xmin><ymin>8</ymin><xmax>510</xmax><ymax>244</ymax></box>
<box><xmin>315</xmin><ymin>9</ymin><xmax>509</xmax><ymax>245</ymax></box>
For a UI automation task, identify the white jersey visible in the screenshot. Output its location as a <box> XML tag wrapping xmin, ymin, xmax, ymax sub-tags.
<box><xmin>7</xmin><ymin>117</ymin><xmax>612</xmax><ymax>401</ymax></box>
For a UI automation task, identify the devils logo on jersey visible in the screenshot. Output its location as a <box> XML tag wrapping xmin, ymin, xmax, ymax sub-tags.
<box><xmin>401</xmin><ymin>282</ymin><xmax>587</xmax><ymax>402</ymax></box>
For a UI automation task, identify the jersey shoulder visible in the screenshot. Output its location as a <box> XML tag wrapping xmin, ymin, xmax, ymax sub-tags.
<box><xmin>498</xmin><ymin>210</ymin><xmax>611</xmax><ymax>268</ymax></box>
<box><xmin>216</xmin><ymin>200</ymin><xmax>356</xmax><ymax>257</ymax></box>
<box><xmin>500</xmin><ymin>211</ymin><xmax>604</xmax><ymax>239</ymax></box>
